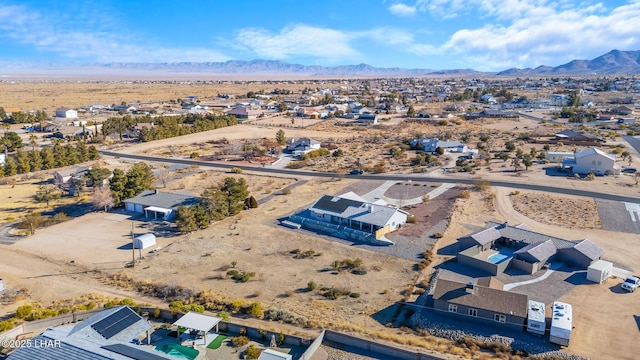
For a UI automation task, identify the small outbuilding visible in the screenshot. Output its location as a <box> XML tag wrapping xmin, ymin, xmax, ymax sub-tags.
<box><xmin>549</xmin><ymin>301</ymin><xmax>572</xmax><ymax>346</ymax></box>
<box><xmin>0</xmin><ymin>278</ymin><xmax>4</xmax><ymax>291</ymax></box>
<box><xmin>586</xmin><ymin>259</ymin><xmax>613</xmax><ymax>284</ymax></box>
<box><xmin>258</xmin><ymin>349</ymin><xmax>293</xmax><ymax>360</ymax></box>
<box><xmin>134</xmin><ymin>233</ymin><xmax>156</xmax><ymax>250</ymax></box>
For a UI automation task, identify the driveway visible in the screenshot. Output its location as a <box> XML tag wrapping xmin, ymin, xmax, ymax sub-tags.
<box><xmin>595</xmin><ymin>198</ymin><xmax>640</xmax><ymax>234</ymax></box>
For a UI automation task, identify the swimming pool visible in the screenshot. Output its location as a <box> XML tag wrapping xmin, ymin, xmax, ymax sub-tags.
<box><xmin>487</xmin><ymin>252</ymin><xmax>512</xmax><ymax>264</ymax></box>
<box><xmin>155</xmin><ymin>343</ymin><xmax>199</xmax><ymax>360</ymax></box>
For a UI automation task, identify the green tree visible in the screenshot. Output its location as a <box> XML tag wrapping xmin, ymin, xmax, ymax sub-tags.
<box><xmin>15</xmin><ymin>149</ymin><xmax>31</xmax><ymax>174</ymax></box>
<box><xmin>275</xmin><ymin>129</ymin><xmax>286</xmax><ymax>146</ymax></box>
<box><xmin>109</xmin><ymin>169</ymin><xmax>127</xmax><ymax>204</ymax></box>
<box><xmin>175</xmin><ymin>206</ymin><xmax>198</xmax><ymax>233</ymax></box>
<box><xmin>124</xmin><ymin>162</ymin><xmax>155</xmax><ymax>199</ymax></box>
<box><xmin>2</xmin><ymin>132</ymin><xmax>23</xmax><ymax>152</ymax></box>
<box><xmin>435</xmin><ymin>146</ymin><xmax>445</xmax><ymax>155</ymax></box>
<box><xmin>34</xmin><ymin>185</ymin><xmax>61</xmax><ymax>207</ymax></box>
<box><xmin>29</xmin><ymin>134</ymin><xmax>38</xmax><ymax>151</ymax></box>
<box><xmin>75</xmin><ymin>141</ymin><xmax>89</xmax><ymax>162</ymax></box>
<box><xmin>201</xmin><ymin>187</ymin><xmax>228</xmax><ymax>220</ymax></box>
<box><xmin>220</xmin><ymin>177</ymin><xmax>249</xmax><ymax>216</ymax></box>
<box><xmin>192</xmin><ymin>204</ymin><xmax>211</xmax><ymax>229</ymax></box>
<box><xmin>245</xmin><ymin>195</ymin><xmax>258</xmax><ymax>209</ymax></box>
<box><xmin>511</xmin><ymin>157</ymin><xmax>522</xmax><ymax>172</ymax></box>
<box><xmin>85</xmin><ymin>166</ymin><xmax>112</xmax><ymax>188</ymax></box>
<box><xmin>3</xmin><ymin>156</ymin><xmax>17</xmax><ymax>176</ymax></box>
<box><xmin>0</xmin><ymin>107</ymin><xmax>6</xmax><ymax>120</ymax></box>
<box><xmin>406</xmin><ymin>105</ymin><xmax>416</xmax><ymax>118</ymax></box>
<box><xmin>505</xmin><ymin>141</ymin><xmax>516</xmax><ymax>152</ymax></box>
<box><xmin>278</xmin><ymin>102</ymin><xmax>288</xmax><ymax>112</ymax></box>
<box><xmin>499</xmin><ymin>152</ymin><xmax>510</xmax><ymax>162</ymax></box>
<box><xmin>522</xmin><ymin>154</ymin><xmax>533</xmax><ymax>171</ymax></box>
<box><xmin>87</xmin><ymin>145</ymin><xmax>100</xmax><ymax>160</ymax></box>
<box><xmin>40</xmin><ymin>148</ymin><xmax>55</xmax><ymax>170</ymax></box>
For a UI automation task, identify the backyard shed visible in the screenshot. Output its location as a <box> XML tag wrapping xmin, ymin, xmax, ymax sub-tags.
<box><xmin>258</xmin><ymin>349</ymin><xmax>293</xmax><ymax>360</ymax></box>
<box><xmin>549</xmin><ymin>301</ymin><xmax>572</xmax><ymax>346</ymax></box>
<box><xmin>587</xmin><ymin>260</ymin><xmax>613</xmax><ymax>284</ymax></box>
<box><xmin>527</xmin><ymin>300</ymin><xmax>546</xmax><ymax>336</ymax></box>
<box><xmin>134</xmin><ymin>233</ymin><xmax>156</xmax><ymax>250</ymax></box>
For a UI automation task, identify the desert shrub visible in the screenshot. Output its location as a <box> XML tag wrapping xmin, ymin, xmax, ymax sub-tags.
<box><xmin>231</xmin><ymin>299</ymin><xmax>243</xmax><ymax>312</ymax></box>
<box><xmin>249</xmin><ymin>302</ymin><xmax>263</xmax><ymax>318</ymax></box>
<box><xmin>244</xmin><ymin>344</ymin><xmax>262</xmax><ymax>359</ymax></box>
<box><xmin>286</xmin><ymin>160</ymin><xmax>307</xmax><ymax>169</ymax></box>
<box><xmin>190</xmin><ymin>152</ymin><xmax>199</xmax><ymax>158</ymax></box>
<box><xmin>460</xmin><ymin>190</ymin><xmax>471</xmax><ymax>199</ymax></box>
<box><xmin>351</xmin><ymin>268</ymin><xmax>367</xmax><ymax>275</ymax></box>
<box><xmin>290</xmin><ymin>248</ymin><xmax>317</xmax><ymax>259</ymax></box>
<box><xmin>510</xmin><ymin>190</ymin><xmax>520</xmax><ymax>195</ymax></box>
<box><xmin>226</xmin><ymin>270</ymin><xmax>256</xmax><ymax>283</ymax></box>
<box><xmin>231</xmin><ymin>336</ymin><xmax>250</xmax><ymax>347</ymax></box>
<box><xmin>153</xmin><ymin>307</ymin><xmax>161</xmax><ymax>318</ymax></box>
<box><xmin>320</xmin><ymin>287</ymin><xmax>351</xmax><ymax>300</ymax></box>
<box><xmin>278</xmin><ymin>331</ymin><xmax>285</xmax><ymax>345</ymax></box>
<box><xmin>406</xmin><ymin>215</ymin><xmax>417</xmax><ymax>224</ymax></box>
<box><xmin>372</xmin><ymin>162</ymin><xmax>386</xmax><ymax>173</ymax></box>
<box><xmin>307</xmin><ymin>281</ymin><xmax>317</xmax><ymax>291</ymax></box>
<box><xmin>432</xmin><ymin>233</ymin><xmax>443</xmax><ymax>239</ymax></box>
<box><xmin>230</xmin><ymin>167</ymin><xmax>243</xmax><ymax>173</ymax></box>
<box><xmin>217</xmin><ymin>311</ymin><xmax>230</xmax><ymax>321</ymax></box>
<box><xmin>349</xmin><ymin>292</ymin><xmax>361</xmax><ymax>298</ymax></box>
<box><xmin>281</xmin><ymin>188</ymin><xmax>292</xmax><ymax>195</ymax></box>
<box><xmin>0</xmin><ymin>319</ymin><xmax>15</xmax><ymax>332</ymax></box>
<box><xmin>474</xmin><ymin>178</ymin><xmax>491</xmax><ymax>191</ymax></box>
<box><xmin>15</xmin><ymin>304</ymin><xmax>33</xmax><ymax>319</ymax></box>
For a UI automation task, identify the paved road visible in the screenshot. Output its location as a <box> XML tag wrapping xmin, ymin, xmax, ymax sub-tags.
<box><xmin>101</xmin><ymin>150</ymin><xmax>640</xmax><ymax>203</ymax></box>
<box><xmin>622</xmin><ymin>135</ymin><xmax>640</xmax><ymax>154</ymax></box>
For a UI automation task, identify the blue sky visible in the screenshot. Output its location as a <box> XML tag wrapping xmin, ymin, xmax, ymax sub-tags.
<box><xmin>1</xmin><ymin>0</ymin><xmax>639</xmax><ymax>71</ymax></box>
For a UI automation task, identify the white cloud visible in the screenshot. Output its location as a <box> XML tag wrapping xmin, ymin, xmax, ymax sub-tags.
<box><xmin>0</xmin><ymin>4</ymin><xmax>229</xmax><ymax>62</ymax></box>
<box><xmin>389</xmin><ymin>3</ymin><xmax>417</xmax><ymax>17</ymax></box>
<box><xmin>235</xmin><ymin>25</ymin><xmax>360</xmax><ymax>62</ymax></box>
<box><xmin>411</xmin><ymin>0</ymin><xmax>640</xmax><ymax>69</ymax></box>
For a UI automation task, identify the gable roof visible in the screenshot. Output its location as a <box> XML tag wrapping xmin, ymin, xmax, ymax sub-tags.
<box><xmin>459</xmin><ymin>226</ymin><xmax>502</xmax><ymax>246</ymax></box>
<box><xmin>433</xmin><ymin>279</ymin><xmax>528</xmax><ymax>318</ymax></box>
<box><xmin>514</xmin><ymin>239</ymin><xmax>557</xmax><ymax>262</ymax></box>
<box><xmin>310</xmin><ymin>193</ymin><xmax>407</xmax><ymax>228</ymax></box>
<box><xmin>123</xmin><ymin>190</ymin><xmax>200</xmax><ymax>209</ymax></box>
<box><xmin>571</xmin><ymin>239</ymin><xmax>605</xmax><ymax>260</ymax></box>
<box><xmin>575</xmin><ymin>148</ymin><xmax>616</xmax><ymax>161</ymax></box>
<box><xmin>485</xmin><ymin>221</ymin><xmax>575</xmax><ymax>249</ymax></box>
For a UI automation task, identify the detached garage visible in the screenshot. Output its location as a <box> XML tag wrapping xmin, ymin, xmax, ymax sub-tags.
<box><xmin>123</xmin><ymin>190</ymin><xmax>200</xmax><ymax>221</ymax></box>
<box><xmin>134</xmin><ymin>234</ymin><xmax>156</xmax><ymax>250</ymax></box>
<box><xmin>587</xmin><ymin>259</ymin><xmax>613</xmax><ymax>284</ymax></box>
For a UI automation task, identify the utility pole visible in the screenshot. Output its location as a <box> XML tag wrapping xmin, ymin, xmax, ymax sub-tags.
<box><xmin>131</xmin><ymin>222</ymin><xmax>135</xmax><ymax>268</ymax></box>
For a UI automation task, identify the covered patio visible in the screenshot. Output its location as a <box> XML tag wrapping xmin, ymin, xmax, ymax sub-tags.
<box><xmin>144</xmin><ymin>206</ymin><xmax>172</xmax><ymax>220</ymax></box>
<box><xmin>172</xmin><ymin>312</ymin><xmax>222</xmax><ymax>347</ymax></box>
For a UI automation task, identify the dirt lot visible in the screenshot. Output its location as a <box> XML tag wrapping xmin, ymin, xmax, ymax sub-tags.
<box><xmin>510</xmin><ymin>191</ymin><xmax>602</xmax><ymax>229</ymax></box>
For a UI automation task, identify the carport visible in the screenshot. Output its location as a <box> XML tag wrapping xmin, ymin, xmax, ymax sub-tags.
<box><xmin>173</xmin><ymin>312</ymin><xmax>221</xmax><ymax>346</ymax></box>
<box><xmin>144</xmin><ymin>206</ymin><xmax>171</xmax><ymax>220</ymax></box>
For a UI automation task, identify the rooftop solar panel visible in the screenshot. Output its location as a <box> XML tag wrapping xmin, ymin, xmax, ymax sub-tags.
<box><xmin>102</xmin><ymin>343</ymin><xmax>170</xmax><ymax>360</ymax></box>
<box><xmin>91</xmin><ymin>307</ymin><xmax>141</xmax><ymax>339</ymax></box>
<box><xmin>313</xmin><ymin>195</ymin><xmax>363</xmax><ymax>213</ymax></box>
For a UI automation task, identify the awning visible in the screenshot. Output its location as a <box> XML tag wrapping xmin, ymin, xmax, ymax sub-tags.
<box><xmin>144</xmin><ymin>206</ymin><xmax>171</xmax><ymax>214</ymax></box>
<box><xmin>173</xmin><ymin>312</ymin><xmax>221</xmax><ymax>333</ymax></box>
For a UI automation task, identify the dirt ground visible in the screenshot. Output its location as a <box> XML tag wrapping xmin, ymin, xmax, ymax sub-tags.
<box><xmin>510</xmin><ymin>191</ymin><xmax>602</xmax><ymax>229</ymax></box>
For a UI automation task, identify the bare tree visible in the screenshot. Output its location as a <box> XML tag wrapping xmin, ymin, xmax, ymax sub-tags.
<box><xmin>92</xmin><ymin>186</ymin><xmax>115</xmax><ymax>212</ymax></box>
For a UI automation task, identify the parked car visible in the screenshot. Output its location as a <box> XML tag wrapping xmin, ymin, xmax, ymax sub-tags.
<box><xmin>349</xmin><ymin>169</ymin><xmax>363</xmax><ymax>175</ymax></box>
<box><xmin>621</xmin><ymin>276</ymin><xmax>640</xmax><ymax>292</ymax></box>
<box><xmin>622</xmin><ymin>167</ymin><xmax>637</xmax><ymax>174</ymax></box>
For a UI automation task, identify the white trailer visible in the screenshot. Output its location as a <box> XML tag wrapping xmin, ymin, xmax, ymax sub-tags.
<box><xmin>587</xmin><ymin>260</ymin><xmax>613</xmax><ymax>284</ymax></box>
<box><xmin>134</xmin><ymin>233</ymin><xmax>156</xmax><ymax>250</ymax></box>
<box><xmin>527</xmin><ymin>300</ymin><xmax>546</xmax><ymax>336</ymax></box>
<box><xmin>549</xmin><ymin>301</ymin><xmax>572</xmax><ymax>346</ymax></box>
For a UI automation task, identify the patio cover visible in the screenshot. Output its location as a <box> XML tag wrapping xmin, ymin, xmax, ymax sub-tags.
<box><xmin>173</xmin><ymin>312</ymin><xmax>221</xmax><ymax>333</ymax></box>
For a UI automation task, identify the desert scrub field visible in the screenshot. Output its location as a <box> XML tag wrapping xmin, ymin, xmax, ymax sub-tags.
<box><xmin>510</xmin><ymin>191</ymin><xmax>602</xmax><ymax>229</ymax></box>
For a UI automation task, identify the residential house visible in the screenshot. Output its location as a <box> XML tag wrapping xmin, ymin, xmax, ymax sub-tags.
<box><xmin>226</xmin><ymin>105</ymin><xmax>262</xmax><ymax>121</ymax></box>
<box><xmin>6</xmin><ymin>306</ymin><xmax>171</xmax><ymax>360</ymax></box>
<box><xmin>55</xmin><ymin>107</ymin><xmax>78</xmax><ymax>119</ymax></box>
<box><xmin>431</xmin><ymin>278</ymin><xmax>529</xmax><ymax>331</ymax></box>
<box><xmin>554</xmin><ymin>130</ymin><xmax>600</xmax><ymax>143</ymax></box>
<box><xmin>357</xmin><ymin>113</ymin><xmax>378</xmax><ymax>124</ymax></box>
<box><xmin>480</xmin><ymin>94</ymin><xmax>497</xmax><ymax>104</ymax></box>
<box><xmin>296</xmin><ymin>107</ymin><xmax>320</xmax><ymax>119</ymax></box>
<box><xmin>456</xmin><ymin>221</ymin><xmax>604</xmax><ymax>275</ymax></box>
<box><xmin>562</xmin><ymin>148</ymin><xmax>618</xmax><ymax>176</ymax></box>
<box><xmin>613</xmin><ymin>105</ymin><xmax>634</xmax><ymax>115</ymax></box>
<box><xmin>54</xmin><ymin>166</ymin><xmax>91</xmax><ymax>186</ymax></box>
<box><xmin>545</xmin><ymin>152</ymin><xmax>574</xmax><ymax>163</ymax></box>
<box><xmin>53</xmin><ymin>126</ymin><xmax>93</xmax><ymax>139</ymax></box>
<box><xmin>285</xmin><ymin>138</ymin><xmax>321</xmax><ymax>156</ymax></box>
<box><xmin>112</xmin><ymin>105</ymin><xmax>136</xmax><ymax>113</ymax></box>
<box><xmin>410</xmin><ymin>138</ymin><xmax>468</xmax><ymax>153</ymax></box>
<box><xmin>464</xmin><ymin>110</ymin><xmax>518</xmax><ymax>119</ymax></box>
<box><xmin>289</xmin><ymin>191</ymin><xmax>409</xmax><ymax>244</ymax></box>
<box><xmin>123</xmin><ymin>189</ymin><xmax>200</xmax><ymax>220</ymax></box>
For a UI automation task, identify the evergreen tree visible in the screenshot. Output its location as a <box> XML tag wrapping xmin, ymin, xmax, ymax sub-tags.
<box><xmin>175</xmin><ymin>206</ymin><xmax>198</xmax><ymax>233</ymax></box>
<box><xmin>65</xmin><ymin>145</ymin><xmax>79</xmax><ymax>165</ymax></box>
<box><xmin>16</xmin><ymin>149</ymin><xmax>31</xmax><ymax>173</ymax></box>
<box><xmin>86</xmin><ymin>166</ymin><xmax>112</xmax><ymax>188</ymax></box>
<box><xmin>52</xmin><ymin>142</ymin><xmax>67</xmax><ymax>167</ymax></box>
<box><xmin>40</xmin><ymin>148</ymin><xmax>56</xmax><ymax>170</ymax></box>
<box><xmin>3</xmin><ymin>156</ymin><xmax>17</xmax><ymax>176</ymax></box>
<box><xmin>109</xmin><ymin>168</ymin><xmax>127</xmax><ymax>204</ymax></box>
<box><xmin>192</xmin><ymin>204</ymin><xmax>211</xmax><ymax>229</ymax></box>
<box><xmin>124</xmin><ymin>162</ymin><xmax>155</xmax><ymax>198</ymax></box>
<box><xmin>29</xmin><ymin>150</ymin><xmax>43</xmax><ymax>172</ymax></box>
<box><xmin>275</xmin><ymin>129</ymin><xmax>286</xmax><ymax>146</ymax></box>
<box><xmin>406</xmin><ymin>105</ymin><xmax>416</xmax><ymax>118</ymax></box>
<box><xmin>75</xmin><ymin>141</ymin><xmax>89</xmax><ymax>162</ymax></box>
<box><xmin>220</xmin><ymin>177</ymin><xmax>249</xmax><ymax>216</ymax></box>
<box><xmin>87</xmin><ymin>145</ymin><xmax>100</xmax><ymax>160</ymax></box>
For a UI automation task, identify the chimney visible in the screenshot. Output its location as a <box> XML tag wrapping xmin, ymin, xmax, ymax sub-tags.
<box><xmin>466</xmin><ymin>282</ymin><xmax>475</xmax><ymax>293</ymax></box>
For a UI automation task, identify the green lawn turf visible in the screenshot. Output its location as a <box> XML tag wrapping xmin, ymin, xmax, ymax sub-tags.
<box><xmin>207</xmin><ymin>335</ymin><xmax>227</xmax><ymax>349</ymax></box>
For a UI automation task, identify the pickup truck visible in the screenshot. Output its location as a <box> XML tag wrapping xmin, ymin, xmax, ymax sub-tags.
<box><xmin>621</xmin><ymin>276</ymin><xmax>640</xmax><ymax>292</ymax></box>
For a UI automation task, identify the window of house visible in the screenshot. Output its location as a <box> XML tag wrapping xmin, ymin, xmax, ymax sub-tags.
<box><xmin>530</xmin><ymin>323</ymin><xmax>540</xmax><ymax>329</ymax></box>
<box><xmin>597</xmin><ymin>161</ymin><xmax>602</xmax><ymax>166</ymax></box>
<box><xmin>494</xmin><ymin>314</ymin><xmax>506</xmax><ymax>323</ymax></box>
<box><xmin>468</xmin><ymin>308</ymin><xmax>478</xmax><ymax>317</ymax></box>
<box><xmin>448</xmin><ymin>304</ymin><xmax>457</xmax><ymax>313</ymax></box>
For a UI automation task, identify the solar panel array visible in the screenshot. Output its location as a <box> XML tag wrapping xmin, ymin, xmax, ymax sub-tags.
<box><xmin>102</xmin><ymin>343</ymin><xmax>170</xmax><ymax>360</ymax></box>
<box><xmin>91</xmin><ymin>307</ymin><xmax>140</xmax><ymax>339</ymax></box>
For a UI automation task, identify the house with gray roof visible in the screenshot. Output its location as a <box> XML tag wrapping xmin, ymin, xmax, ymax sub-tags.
<box><xmin>287</xmin><ymin>192</ymin><xmax>409</xmax><ymax>245</ymax></box>
<box><xmin>410</xmin><ymin>138</ymin><xmax>468</xmax><ymax>153</ymax></box>
<box><xmin>7</xmin><ymin>306</ymin><xmax>171</xmax><ymax>360</ymax></box>
<box><xmin>285</xmin><ymin>137</ymin><xmax>321</xmax><ymax>157</ymax></box>
<box><xmin>123</xmin><ymin>189</ymin><xmax>200</xmax><ymax>220</ymax></box>
<box><xmin>456</xmin><ymin>221</ymin><xmax>604</xmax><ymax>275</ymax></box>
<box><xmin>431</xmin><ymin>278</ymin><xmax>529</xmax><ymax>331</ymax></box>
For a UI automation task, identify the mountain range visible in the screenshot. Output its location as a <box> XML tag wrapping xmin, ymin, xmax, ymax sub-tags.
<box><xmin>1</xmin><ymin>50</ymin><xmax>639</xmax><ymax>77</ymax></box>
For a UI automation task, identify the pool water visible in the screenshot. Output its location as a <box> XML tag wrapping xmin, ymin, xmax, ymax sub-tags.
<box><xmin>487</xmin><ymin>252</ymin><xmax>512</xmax><ymax>264</ymax></box>
<box><xmin>155</xmin><ymin>343</ymin><xmax>199</xmax><ymax>360</ymax></box>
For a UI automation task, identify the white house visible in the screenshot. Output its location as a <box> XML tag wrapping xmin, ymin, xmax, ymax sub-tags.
<box><xmin>410</xmin><ymin>138</ymin><xmax>468</xmax><ymax>153</ymax></box>
<box><xmin>545</xmin><ymin>152</ymin><xmax>574</xmax><ymax>163</ymax></box>
<box><xmin>55</xmin><ymin>107</ymin><xmax>78</xmax><ymax>119</ymax></box>
<box><xmin>562</xmin><ymin>148</ymin><xmax>618</xmax><ymax>175</ymax></box>
<box><xmin>285</xmin><ymin>138</ymin><xmax>321</xmax><ymax>156</ymax></box>
<box><xmin>0</xmin><ymin>153</ymin><xmax>5</xmax><ymax>165</ymax></box>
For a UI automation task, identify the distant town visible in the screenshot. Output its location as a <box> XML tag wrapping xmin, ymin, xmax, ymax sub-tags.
<box><xmin>1</xmin><ymin>72</ymin><xmax>639</xmax><ymax>360</ymax></box>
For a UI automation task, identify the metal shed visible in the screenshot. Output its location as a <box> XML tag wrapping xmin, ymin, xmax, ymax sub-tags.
<box><xmin>134</xmin><ymin>233</ymin><xmax>156</xmax><ymax>250</ymax></box>
<box><xmin>549</xmin><ymin>301</ymin><xmax>572</xmax><ymax>346</ymax></box>
<box><xmin>587</xmin><ymin>260</ymin><xmax>613</xmax><ymax>284</ymax></box>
